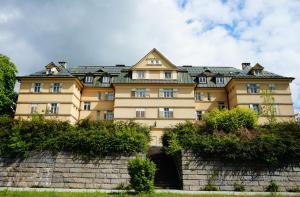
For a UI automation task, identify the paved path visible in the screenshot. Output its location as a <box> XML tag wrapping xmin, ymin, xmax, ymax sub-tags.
<box><xmin>0</xmin><ymin>187</ymin><xmax>299</xmax><ymax>196</ymax></box>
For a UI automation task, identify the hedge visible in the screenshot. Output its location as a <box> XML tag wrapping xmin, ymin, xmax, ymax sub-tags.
<box><xmin>0</xmin><ymin>115</ymin><xmax>150</xmax><ymax>159</ymax></box>
<box><xmin>163</xmin><ymin>109</ymin><xmax>300</xmax><ymax>166</ymax></box>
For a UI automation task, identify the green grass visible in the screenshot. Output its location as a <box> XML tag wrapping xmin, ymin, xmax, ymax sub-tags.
<box><xmin>0</xmin><ymin>191</ymin><xmax>299</xmax><ymax>197</ymax></box>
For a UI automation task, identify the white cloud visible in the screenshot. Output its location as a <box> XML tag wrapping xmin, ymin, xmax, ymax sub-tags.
<box><xmin>0</xmin><ymin>0</ymin><xmax>299</xmax><ymax>111</ymax></box>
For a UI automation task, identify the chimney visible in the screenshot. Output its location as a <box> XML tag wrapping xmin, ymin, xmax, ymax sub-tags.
<box><xmin>58</xmin><ymin>61</ymin><xmax>67</xmax><ymax>68</ymax></box>
<box><xmin>242</xmin><ymin>63</ymin><xmax>251</xmax><ymax>70</ymax></box>
<box><xmin>115</xmin><ymin>64</ymin><xmax>125</xmax><ymax>67</ymax></box>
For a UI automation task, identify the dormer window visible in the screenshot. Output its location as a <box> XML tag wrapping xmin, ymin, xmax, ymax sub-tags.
<box><xmin>254</xmin><ymin>70</ymin><xmax>262</xmax><ymax>76</ymax></box>
<box><xmin>216</xmin><ymin>77</ymin><xmax>224</xmax><ymax>84</ymax></box>
<box><xmin>46</xmin><ymin>69</ymin><xmax>53</xmax><ymax>75</ymax></box>
<box><xmin>85</xmin><ymin>76</ymin><xmax>93</xmax><ymax>83</ymax></box>
<box><xmin>147</xmin><ymin>58</ymin><xmax>161</xmax><ymax>65</ymax></box>
<box><xmin>198</xmin><ymin>76</ymin><xmax>207</xmax><ymax>83</ymax></box>
<box><xmin>102</xmin><ymin>76</ymin><xmax>110</xmax><ymax>83</ymax></box>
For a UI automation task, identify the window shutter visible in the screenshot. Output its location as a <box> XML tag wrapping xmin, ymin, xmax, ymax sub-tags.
<box><xmin>57</xmin><ymin>103</ymin><xmax>60</xmax><ymax>114</ymax></box>
<box><xmin>60</xmin><ymin>83</ymin><xmax>63</xmax><ymax>92</ymax></box>
<box><xmin>31</xmin><ymin>83</ymin><xmax>34</xmax><ymax>92</ymax></box>
<box><xmin>50</xmin><ymin>83</ymin><xmax>54</xmax><ymax>93</ymax></box>
<box><xmin>247</xmin><ymin>84</ymin><xmax>250</xmax><ymax>93</ymax></box>
<box><xmin>131</xmin><ymin>89</ymin><xmax>136</xmax><ymax>97</ymax></box>
<box><xmin>146</xmin><ymin>89</ymin><xmax>150</xmax><ymax>97</ymax></box>
<box><xmin>249</xmin><ymin>104</ymin><xmax>253</xmax><ymax>109</ymax></box>
<box><xmin>47</xmin><ymin>103</ymin><xmax>51</xmax><ymax>114</ymax></box>
<box><xmin>256</xmin><ymin>84</ymin><xmax>260</xmax><ymax>93</ymax></box>
<box><xmin>159</xmin><ymin>108</ymin><xmax>164</xmax><ymax>118</ymax></box>
<box><xmin>159</xmin><ymin>89</ymin><xmax>163</xmax><ymax>97</ymax></box>
<box><xmin>173</xmin><ymin>88</ymin><xmax>178</xmax><ymax>97</ymax></box>
<box><xmin>40</xmin><ymin>83</ymin><xmax>44</xmax><ymax>92</ymax></box>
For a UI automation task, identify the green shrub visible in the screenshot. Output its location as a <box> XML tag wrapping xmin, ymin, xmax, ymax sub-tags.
<box><xmin>203</xmin><ymin>183</ymin><xmax>218</xmax><ymax>191</ymax></box>
<box><xmin>128</xmin><ymin>157</ymin><xmax>156</xmax><ymax>193</ymax></box>
<box><xmin>203</xmin><ymin>108</ymin><xmax>258</xmax><ymax>133</ymax></box>
<box><xmin>266</xmin><ymin>180</ymin><xmax>279</xmax><ymax>192</ymax></box>
<box><xmin>0</xmin><ymin>116</ymin><xmax>150</xmax><ymax>159</ymax></box>
<box><xmin>234</xmin><ymin>182</ymin><xmax>245</xmax><ymax>192</ymax></box>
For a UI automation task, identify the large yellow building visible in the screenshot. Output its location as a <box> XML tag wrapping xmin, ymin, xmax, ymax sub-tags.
<box><xmin>15</xmin><ymin>49</ymin><xmax>295</xmax><ymax>146</ymax></box>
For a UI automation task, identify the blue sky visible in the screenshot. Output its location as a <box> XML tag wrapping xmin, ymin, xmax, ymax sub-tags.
<box><xmin>0</xmin><ymin>0</ymin><xmax>299</xmax><ymax>112</ymax></box>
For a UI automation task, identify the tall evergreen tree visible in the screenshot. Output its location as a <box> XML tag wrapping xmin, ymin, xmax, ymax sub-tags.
<box><xmin>0</xmin><ymin>54</ymin><xmax>18</xmax><ymax>115</ymax></box>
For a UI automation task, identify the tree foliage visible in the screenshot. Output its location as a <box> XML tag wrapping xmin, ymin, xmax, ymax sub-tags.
<box><xmin>0</xmin><ymin>54</ymin><xmax>18</xmax><ymax>115</ymax></box>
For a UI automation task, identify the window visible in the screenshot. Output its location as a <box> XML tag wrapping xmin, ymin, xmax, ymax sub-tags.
<box><xmin>104</xmin><ymin>92</ymin><xmax>114</xmax><ymax>100</ymax></box>
<box><xmin>196</xmin><ymin>111</ymin><xmax>203</xmax><ymax>120</ymax></box>
<box><xmin>164</xmin><ymin>71</ymin><xmax>172</xmax><ymax>79</ymax></box>
<box><xmin>269</xmin><ymin>83</ymin><xmax>276</xmax><ymax>93</ymax></box>
<box><xmin>46</xmin><ymin>69</ymin><xmax>54</xmax><ymax>75</ymax></box>
<box><xmin>159</xmin><ymin>108</ymin><xmax>173</xmax><ymax>118</ymax></box>
<box><xmin>85</xmin><ymin>76</ymin><xmax>93</xmax><ymax>83</ymax></box>
<box><xmin>148</xmin><ymin>58</ymin><xmax>161</xmax><ymax>64</ymax></box>
<box><xmin>254</xmin><ymin>70</ymin><xmax>262</xmax><ymax>76</ymax></box>
<box><xmin>31</xmin><ymin>104</ymin><xmax>38</xmax><ymax>114</ymax></box>
<box><xmin>195</xmin><ymin>92</ymin><xmax>203</xmax><ymax>101</ymax></box>
<box><xmin>218</xmin><ymin>102</ymin><xmax>226</xmax><ymax>110</ymax></box>
<box><xmin>247</xmin><ymin>84</ymin><xmax>260</xmax><ymax>94</ymax></box>
<box><xmin>48</xmin><ymin>103</ymin><xmax>59</xmax><ymax>114</ymax></box>
<box><xmin>137</xmin><ymin>71</ymin><xmax>145</xmax><ymax>79</ymax></box>
<box><xmin>102</xmin><ymin>76</ymin><xmax>110</xmax><ymax>83</ymax></box>
<box><xmin>136</xmin><ymin>108</ymin><xmax>145</xmax><ymax>118</ymax></box>
<box><xmin>207</xmin><ymin>92</ymin><xmax>211</xmax><ymax>101</ymax></box>
<box><xmin>104</xmin><ymin>110</ymin><xmax>113</xmax><ymax>120</ymax></box>
<box><xmin>216</xmin><ymin>77</ymin><xmax>224</xmax><ymax>84</ymax></box>
<box><xmin>137</xmin><ymin>88</ymin><xmax>146</xmax><ymax>97</ymax></box>
<box><xmin>97</xmin><ymin>92</ymin><xmax>102</xmax><ymax>100</ymax></box>
<box><xmin>198</xmin><ymin>76</ymin><xmax>207</xmax><ymax>83</ymax></box>
<box><xmin>33</xmin><ymin>83</ymin><xmax>41</xmax><ymax>93</ymax></box>
<box><xmin>160</xmin><ymin>88</ymin><xmax>175</xmax><ymax>98</ymax></box>
<box><xmin>250</xmin><ymin>104</ymin><xmax>261</xmax><ymax>114</ymax></box>
<box><xmin>52</xmin><ymin>83</ymin><xmax>61</xmax><ymax>93</ymax></box>
<box><xmin>84</xmin><ymin>102</ymin><xmax>91</xmax><ymax>110</ymax></box>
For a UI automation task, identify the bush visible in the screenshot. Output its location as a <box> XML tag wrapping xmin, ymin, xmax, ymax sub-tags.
<box><xmin>128</xmin><ymin>157</ymin><xmax>156</xmax><ymax>193</ymax></box>
<box><xmin>234</xmin><ymin>182</ymin><xmax>245</xmax><ymax>192</ymax></box>
<box><xmin>0</xmin><ymin>116</ymin><xmax>150</xmax><ymax>159</ymax></box>
<box><xmin>266</xmin><ymin>180</ymin><xmax>279</xmax><ymax>192</ymax></box>
<box><xmin>203</xmin><ymin>108</ymin><xmax>258</xmax><ymax>133</ymax></box>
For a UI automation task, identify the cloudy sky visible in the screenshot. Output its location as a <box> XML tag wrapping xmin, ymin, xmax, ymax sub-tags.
<box><xmin>0</xmin><ymin>0</ymin><xmax>299</xmax><ymax>112</ymax></box>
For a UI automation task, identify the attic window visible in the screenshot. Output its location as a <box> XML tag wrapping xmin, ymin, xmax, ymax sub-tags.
<box><xmin>46</xmin><ymin>69</ymin><xmax>53</xmax><ymax>75</ymax></box>
<box><xmin>254</xmin><ymin>70</ymin><xmax>262</xmax><ymax>76</ymax></box>
<box><xmin>102</xmin><ymin>76</ymin><xmax>110</xmax><ymax>83</ymax></box>
<box><xmin>85</xmin><ymin>76</ymin><xmax>93</xmax><ymax>83</ymax></box>
<box><xmin>216</xmin><ymin>77</ymin><xmax>224</xmax><ymax>84</ymax></box>
<box><xmin>147</xmin><ymin>58</ymin><xmax>161</xmax><ymax>65</ymax></box>
<box><xmin>198</xmin><ymin>76</ymin><xmax>207</xmax><ymax>83</ymax></box>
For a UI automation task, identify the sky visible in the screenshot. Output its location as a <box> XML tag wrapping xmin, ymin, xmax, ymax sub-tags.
<box><xmin>0</xmin><ymin>0</ymin><xmax>299</xmax><ymax>113</ymax></box>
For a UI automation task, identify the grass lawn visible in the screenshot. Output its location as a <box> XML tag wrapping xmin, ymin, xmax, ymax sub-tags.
<box><xmin>0</xmin><ymin>191</ymin><xmax>298</xmax><ymax>197</ymax></box>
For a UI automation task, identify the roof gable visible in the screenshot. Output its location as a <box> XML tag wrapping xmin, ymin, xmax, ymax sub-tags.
<box><xmin>130</xmin><ymin>48</ymin><xmax>178</xmax><ymax>70</ymax></box>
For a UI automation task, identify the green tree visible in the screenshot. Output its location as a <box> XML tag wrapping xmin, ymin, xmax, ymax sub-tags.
<box><xmin>0</xmin><ymin>54</ymin><xmax>18</xmax><ymax>115</ymax></box>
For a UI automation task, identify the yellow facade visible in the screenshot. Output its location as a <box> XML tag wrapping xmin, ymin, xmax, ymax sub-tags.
<box><xmin>15</xmin><ymin>49</ymin><xmax>295</xmax><ymax>146</ymax></box>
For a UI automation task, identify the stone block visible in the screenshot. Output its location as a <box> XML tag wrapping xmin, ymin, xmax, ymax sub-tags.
<box><xmin>64</xmin><ymin>183</ymin><xmax>85</xmax><ymax>189</ymax></box>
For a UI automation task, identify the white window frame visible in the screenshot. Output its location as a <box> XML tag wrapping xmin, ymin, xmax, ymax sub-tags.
<box><xmin>159</xmin><ymin>107</ymin><xmax>173</xmax><ymax>119</ymax></box>
<box><xmin>195</xmin><ymin>92</ymin><xmax>202</xmax><ymax>101</ymax></box>
<box><xmin>136</xmin><ymin>88</ymin><xmax>146</xmax><ymax>98</ymax></box>
<box><xmin>136</xmin><ymin>108</ymin><xmax>145</xmax><ymax>118</ymax></box>
<box><xmin>198</xmin><ymin>76</ymin><xmax>207</xmax><ymax>83</ymax></box>
<box><xmin>216</xmin><ymin>77</ymin><xmax>224</xmax><ymax>84</ymax></box>
<box><xmin>164</xmin><ymin>71</ymin><xmax>172</xmax><ymax>79</ymax></box>
<box><xmin>254</xmin><ymin>70</ymin><xmax>262</xmax><ymax>76</ymax></box>
<box><xmin>137</xmin><ymin>71</ymin><xmax>145</xmax><ymax>79</ymax></box>
<box><xmin>85</xmin><ymin>76</ymin><xmax>93</xmax><ymax>83</ymax></box>
<box><xmin>250</xmin><ymin>104</ymin><xmax>261</xmax><ymax>114</ymax></box>
<box><xmin>102</xmin><ymin>76</ymin><xmax>110</xmax><ymax>83</ymax></box>
<box><xmin>104</xmin><ymin>110</ymin><xmax>113</xmax><ymax>120</ymax></box>
<box><xmin>104</xmin><ymin>92</ymin><xmax>114</xmax><ymax>101</ymax></box>
<box><xmin>147</xmin><ymin>58</ymin><xmax>161</xmax><ymax>65</ymax></box>
<box><xmin>84</xmin><ymin>102</ymin><xmax>91</xmax><ymax>110</ymax></box>
<box><xmin>34</xmin><ymin>83</ymin><xmax>41</xmax><ymax>93</ymax></box>
<box><xmin>49</xmin><ymin>103</ymin><xmax>59</xmax><ymax>114</ymax></box>
<box><xmin>268</xmin><ymin>83</ymin><xmax>276</xmax><ymax>93</ymax></box>
<box><xmin>52</xmin><ymin>83</ymin><xmax>61</xmax><ymax>93</ymax></box>
<box><xmin>31</xmin><ymin>104</ymin><xmax>38</xmax><ymax>114</ymax></box>
<box><xmin>247</xmin><ymin>84</ymin><xmax>259</xmax><ymax>94</ymax></box>
<box><xmin>162</xmin><ymin>88</ymin><xmax>174</xmax><ymax>98</ymax></box>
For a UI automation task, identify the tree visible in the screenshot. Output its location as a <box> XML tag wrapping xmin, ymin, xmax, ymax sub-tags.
<box><xmin>261</xmin><ymin>89</ymin><xmax>277</xmax><ymax>125</ymax></box>
<box><xmin>0</xmin><ymin>54</ymin><xmax>18</xmax><ymax>115</ymax></box>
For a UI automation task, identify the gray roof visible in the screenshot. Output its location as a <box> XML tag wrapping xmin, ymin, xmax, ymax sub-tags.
<box><xmin>20</xmin><ymin>63</ymin><xmax>293</xmax><ymax>88</ymax></box>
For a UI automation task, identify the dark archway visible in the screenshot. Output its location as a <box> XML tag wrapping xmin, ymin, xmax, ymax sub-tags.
<box><xmin>148</xmin><ymin>147</ymin><xmax>181</xmax><ymax>189</ymax></box>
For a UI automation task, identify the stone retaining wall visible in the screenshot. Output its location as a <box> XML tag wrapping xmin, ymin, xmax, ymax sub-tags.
<box><xmin>0</xmin><ymin>152</ymin><xmax>137</xmax><ymax>189</ymax></box>
<box><xmin>181</xmin><ymin>151</ymin><xmax>300</xmax><ymax>192</ymax></box>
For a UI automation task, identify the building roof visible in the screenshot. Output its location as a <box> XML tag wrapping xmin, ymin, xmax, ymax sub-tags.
<box><xmin>20</xmin><ymin>62</ymin><xmax>293</xmax><ymax>88</ymax></box>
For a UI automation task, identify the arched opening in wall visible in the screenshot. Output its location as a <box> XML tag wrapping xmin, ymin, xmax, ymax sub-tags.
<box><xmin>148</xmin><ymin>147</ymin><xmax>181</xmax><ymax>189</ymax></box>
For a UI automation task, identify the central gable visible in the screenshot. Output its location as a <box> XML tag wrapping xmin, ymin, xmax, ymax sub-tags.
<box><xmin>131</xmin><ymin>48</ymin><xmax>178</xmax><ymax>71</ymax></box>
